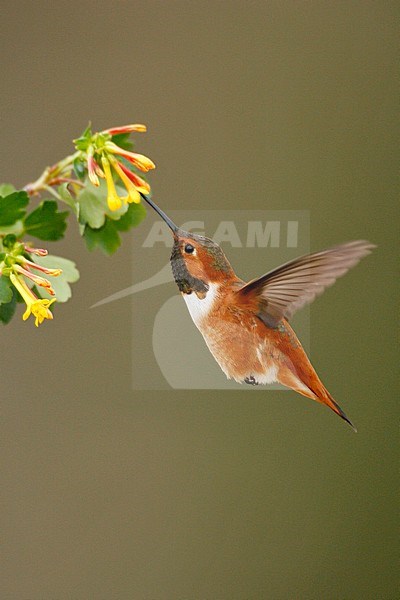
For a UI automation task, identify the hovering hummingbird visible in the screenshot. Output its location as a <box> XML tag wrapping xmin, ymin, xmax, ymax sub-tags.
<box><xmin>141</xmin><ymin>194</ymin><xmax>375</xmax><ymax>430</ymax></box>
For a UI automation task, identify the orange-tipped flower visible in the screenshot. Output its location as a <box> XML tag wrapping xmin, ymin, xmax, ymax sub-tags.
<box><xmin>87</xmin><ymin>147</ymin><xmax>100</xmax><ymax>187</ymax></box>
<box><xmin>117</xmin><ymin>162</ymin><xmax>151</xmax><ymax>194</ymax></box>
<box><xmin>103</xmin><ymin>124</ymin><xmax>147</xmax><ymax>135</ymax></box>
<box><xmin>108</xmin><ymin>156</ymin><xmax>141</xmax><ymax>204</ymax></box>
<box><xmin>14</xmin><ymin>264</ymin><xmax>56</xmax><ymax>295</ymax></box>
<box><xmin>93</xmin><ymin>160</ymin><xmax>105</xmax><ymax>178</ymax></box>
<box><xmin>105</xmin><ymin>142</ymin><xmax>156</xmax><ymax>172</ymax></box>
<box><xmin>18</xmin><ymin>257</ymin><xmax>62</xmax><ymax>277</ymax></box>
<box><xmin>24</xmin><ymin>245</ymin><xmax>48</xmax><ymax>257</ymax></box>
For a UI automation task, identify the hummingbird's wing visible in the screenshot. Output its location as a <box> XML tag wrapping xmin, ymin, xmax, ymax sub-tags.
<box><xmin>237</xmin><ymin>240</ymin><xmax>375</xmax><ymax>327</ymax></box>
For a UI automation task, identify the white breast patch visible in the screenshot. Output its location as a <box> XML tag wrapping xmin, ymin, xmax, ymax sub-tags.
<box><xmin>182</xmin><ymin>283</ymin><xmax>219</xmax><ymax>329</ymax></box>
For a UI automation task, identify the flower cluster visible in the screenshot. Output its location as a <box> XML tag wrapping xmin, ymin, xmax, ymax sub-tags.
<box><xmin>75</xmin><ymin>124</ymin><xmax>155</xmax><ymax>211</ymax></box>
<box><xmin>1</xmin><ymin>120</ymin><xmax>154</xmax><ymax>328</ymax></box>
<box><xmin>0</xmin><ymin>236</ymin><xmax>61</xmax><ymax>326</ymax></box>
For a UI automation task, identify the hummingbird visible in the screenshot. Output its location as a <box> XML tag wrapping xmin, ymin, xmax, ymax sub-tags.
<box><xmin>141</xmin><ymin>194</ymin><xmax>375</xmax><ymax>430</ymax></box>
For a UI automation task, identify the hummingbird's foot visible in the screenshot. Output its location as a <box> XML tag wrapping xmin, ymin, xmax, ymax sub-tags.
<box><xmin>244</xmin><ymin>376</ymin><xmax>259</xmax><ymax>386</ymax></box>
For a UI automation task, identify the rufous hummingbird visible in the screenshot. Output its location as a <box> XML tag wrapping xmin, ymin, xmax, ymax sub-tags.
<box><xmin>141</xmin><ymin>194</ymin><xmax>375</xmax><ymax>430</ymax></box>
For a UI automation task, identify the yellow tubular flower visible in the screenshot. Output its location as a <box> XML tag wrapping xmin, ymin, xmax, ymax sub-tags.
<box><xmin>10</xmin><ymin>273</ymin><xmax>56</xmax><ymax>327</ymax></box>
<box><xmin>108</xmin><ymin>155</ymin><xmax>141</xmax><ymax>204</ymax></box>
<box><xmin>101</xmin><ymin>156</ymin><xmax>123</xmax><ymax>211</ymax></box>
<box><xmin>10</xmin><ymin>272</ymin><xmax>36</xmax><ymax>305</ymax></box>
<box><xmin>25</xmin><ymin>299</ymin><xmax>56</xmax><ymax>327</ymax></box>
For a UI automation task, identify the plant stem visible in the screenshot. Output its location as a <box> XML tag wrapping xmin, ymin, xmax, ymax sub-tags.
<box><xmin>23</xmin><ymin>151</ymin><xmax>80</xmax><ymax>197</ymax></box>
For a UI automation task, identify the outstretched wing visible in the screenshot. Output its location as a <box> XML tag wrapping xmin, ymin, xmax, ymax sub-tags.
<box><xmin>237</xmin><ymin>240</ymin><xmax>375</xmax><ymax>327</ymax></box>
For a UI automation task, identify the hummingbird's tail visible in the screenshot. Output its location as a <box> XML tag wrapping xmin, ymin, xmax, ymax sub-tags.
<box><xmin>278</xmin><ymin>359</ymin><xmax>357</xmax><ymax>431</ymax></box>
<box><xmin>317</xmin><ymin>389</ymin><xmax>357</xmax><ymax>432</ymax></box>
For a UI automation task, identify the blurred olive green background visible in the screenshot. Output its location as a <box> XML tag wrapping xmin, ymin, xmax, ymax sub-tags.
<box><xmin>1</xmin><ymin>2</ymin><xmax>398</xmax><ymax>599</ymax></box>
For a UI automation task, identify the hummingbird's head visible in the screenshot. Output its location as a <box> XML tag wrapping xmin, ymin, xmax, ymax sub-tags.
<box><xmin>171</xmin><ymin>229</ymin><xmax>235</xmax><ymax>294</ymax></box>
<box><xmin>141</xmin><ymin>194</ymin><xmax>235</xmax><ymax>295</ymax></box>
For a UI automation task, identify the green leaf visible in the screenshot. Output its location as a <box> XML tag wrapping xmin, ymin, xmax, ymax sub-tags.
<box><xmin>0</xmin><ymin>183</ymin><xmax>16</xmax><ymax>196</ymax></box>
<box><xmin>84</xmin><ymin>219</ymin><xmax>121</xmax><ymax>255</ymax></box>
<box><xmin>73</xmin><ymin>123</ymin><xmax>93</xmax><ymax>151</ymax></box>
<box><xmin>0</xmin><ymin>221</ymin><xmax>24</xmax><ymax>236</ymax></box>
<box><xmin>33</xmin><ymin>254</ymin><xmax>80</xmax><ymax>303</ymax></box>
<box><xmin>81</xmin><ymin>122</ymin><xmax>92</xmax><ymax>137</ymax></box>
<box><xmin>114</xmin><ymin>202</ymin><xmax>146</xmax><ymax>231</ymax></box>
<box><xmin>0</xmin><ymin>287</ymin><xmax>17</xmax><ymax>324</ymax></box>
<box><xmin>0</xmin><ymin>275</ymin><xmax>13</xmax><ymax>304</ymax></box>
<box><xmin>73</xmin><ymin>156</ymin><xmax>87</xmax><ymax>180</ymax></box>
<box><xmin>111</xmin><ymin>132</ymin><xmax>134</xmax><ymax>151</ymax></box>
<box><xmin>58</xmin><ymin>183</ymin><xmax>80</xmax><ymax>218</ymax></box>
<box><xmin>24</xmin><ymin>200</ymin><xmax>69</xmax><ymax>241</ymax></box>
<box><xmin>0</xmin><ymin>191</ymin><xmax>29</xmax><ymax>227</ymax></box>
<box><xmin>77</xmin><ymin>180</ymin><xmax>129</xmax><ymax>229</ymax></box>
<box><xmin>77</xmin><ymin>187</ymin><xmax>107</xmax><ymax>229</ymax></box>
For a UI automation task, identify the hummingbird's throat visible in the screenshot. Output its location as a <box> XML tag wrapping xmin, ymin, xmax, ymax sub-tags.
<box><xmin>170</xmin><ymin>242</ymin><xmax>209</xmax><ymax>297</ymax></box>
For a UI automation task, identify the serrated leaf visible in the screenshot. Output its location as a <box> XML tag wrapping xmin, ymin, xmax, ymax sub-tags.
<box><xmin>0</xmin><ymin>183</ymin><xmax>16</xmax><ymax>196</ymax></box>
<box><xmin>0</xmin><ymin>191</ymin><xmax>29</xmax><ymax>227</ymax></box>
<box><xmin>84</xmin><ymin>219</ymin><xmax>121</xmax><ymax>255</ymax></box>
<box><xmin>0</xmin><ymin>288</ymin><xmax>17</xmax><ymax>324</ymax></box>
<box><xmin>24</xmin><ymin>200</ymin><xmax>69</xmax><ymax>241</ymax></box>
<box><xmin>77</xmin><ymin>180</ymin><xmax>129</xmax><ymax>229</ymax></box>
<box><xmin>77</xmin><ymin>187</ymin><xmax>107</xmax><ymax>229</ymax></box>
<box><xmin>0</xmin><ymin>275</ymin><xmax>13</xmax><ymax>304</ymax></box>
<box><xmin>33</xmin><ymin>254</ymin><xmax>80</xmax><ymax>303</ymax></box>
<box><xmin>114</xmin><ymin>202</ymin><xmax>146</xmax><ymax>231</ymax></box>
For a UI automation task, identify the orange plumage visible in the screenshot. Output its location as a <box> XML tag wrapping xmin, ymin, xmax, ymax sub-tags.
<box><xmin>141</xmin><ymin>193</ymin><xmax>375</xmax><ymax>430</ymax></box>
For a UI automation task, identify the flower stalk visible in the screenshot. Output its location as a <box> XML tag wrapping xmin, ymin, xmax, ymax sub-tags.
<box><xmin>24</xmin><ymin>152</ymin><xmax>80</xmax><ymax>197</ymax></box>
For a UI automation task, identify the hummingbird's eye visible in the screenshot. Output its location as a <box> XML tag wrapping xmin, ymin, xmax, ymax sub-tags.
<box><xmin>184</xmin><ymin>243</ymin><xmax>195</xmax><ymax>254</ymax></box>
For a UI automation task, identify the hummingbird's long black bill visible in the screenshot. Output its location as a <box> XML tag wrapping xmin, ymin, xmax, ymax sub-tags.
<box><xmin>139</xmin><ymin>192</ymin><xmax>178</xmax><ymax>233</ymax></box>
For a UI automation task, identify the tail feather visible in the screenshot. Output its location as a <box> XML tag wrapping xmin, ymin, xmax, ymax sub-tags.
<box><xmin>319</xmin><ymin>389</ymin><xmax>357</xmax><ymax>432</ymax></box>
<box><xmin>278</xmin><ymin>363</ymin><xmax>357</xmax><ymax>431</ymax></box>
